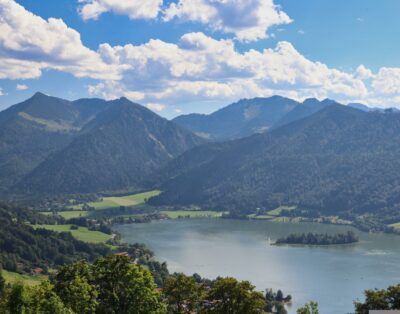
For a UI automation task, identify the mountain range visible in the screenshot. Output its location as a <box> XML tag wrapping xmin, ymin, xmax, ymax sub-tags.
<box><xmin>0</xmin><ymin>93</ymin><xmax>202</xmax><ymax>196</ymax></box>
<box><xmin>173</xmin><ymin>96</ymin><xmax>338</xmax><ymax>140</ymax></box>
<box><xmin>150</xmin><ymin>104</ymin><xmax>400</xmax><ymax>224</ymax></box>
<box><xmin>3</xmin><ymin>91</ymin><xmax>400</xmax><ymax>226</ymax></box>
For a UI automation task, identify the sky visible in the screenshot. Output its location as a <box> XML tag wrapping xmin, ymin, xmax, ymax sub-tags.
<box><xmin>1</xmin><ymin>0</ymin><xmax>400</xmax><ymax>118</ymax></box>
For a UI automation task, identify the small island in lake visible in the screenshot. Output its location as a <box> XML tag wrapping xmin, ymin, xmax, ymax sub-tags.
<box><xmin>274</xmin><ymin>231</ymin><xmax>359</xmax><ymax>246</ymax></box>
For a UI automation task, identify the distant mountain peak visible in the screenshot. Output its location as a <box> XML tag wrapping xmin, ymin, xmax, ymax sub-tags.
<box><xmin>30</xmin><ymin>91</ymin><xmax>54</xmax><ymax>101</ymax></box>
<box><xmin>302</xmin><ymin>97</ymin><xmax>337</xmax><ymax>106</ymax></box>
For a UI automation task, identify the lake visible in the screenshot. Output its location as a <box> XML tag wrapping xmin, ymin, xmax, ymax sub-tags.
<box><xmin>114</xmin><ymin>219</ymin><xmax>400</xmax><ymax>314</ymax></box>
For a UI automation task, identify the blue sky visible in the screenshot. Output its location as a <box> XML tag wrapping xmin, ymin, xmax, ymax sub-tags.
<box><xmin>1</xmin><ymin>0</ymin><xmax>400</xmax><ymax>118</ymax></box>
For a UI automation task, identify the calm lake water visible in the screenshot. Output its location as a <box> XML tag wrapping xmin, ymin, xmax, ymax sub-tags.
<box><xmin>114</xmin><ymin>219</ymin><xmax>400</xmax><ymax>314</ymax></box>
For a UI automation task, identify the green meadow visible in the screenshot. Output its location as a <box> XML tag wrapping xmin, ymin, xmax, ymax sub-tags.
<box><xmin>389</xmin><ymin>222</ymin><xmax>400</xmax><ymax>229</ymax></box>
<box><xmin>40</xmin><ymin>210</ymin><xmax>89</xmax><ymax>219</ymax></box>
<box><xmin>248</xmin><ymin>214</ymin><xmax>274</xmax><ymax>220</ymax></box>
<box><xmin>33</xmin><ymin>224</ymin><xmax>112</xmax><ymax>243</ymax></box>
<box><xmin>266</xmin><ymin>206</ymin><xmax>296</xmax><ymax>216</ymax></box>
<box><xmin>71</xmin><ymin>190</ymin><xmax>161</xmax><ymax>210</ymax></box>
<box><xmin>2</xmin><ymin>270</ymin><xmax>46</xmax><ymax>286</ymax></box>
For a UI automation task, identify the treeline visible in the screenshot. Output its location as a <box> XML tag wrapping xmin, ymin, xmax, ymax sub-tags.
<box><xmin>0</xmin><ymin>255</ymin><xmax>286</xmax><ymax>314</ymax></box>
<box><xmin>1</xmin><ymin>255</ymin><xmax>398</xmax><ymax>314</ymax></box>
<box><xmin>275</xmin><ymin>231</ymin><xmax>359</xmax><ymax>246</ymax></box>
<box><xmin>0</xmin><ymin>202</ymin><xmax>110</xmax><ymax>273</ymax></box>
<box><xmin>0</xmin><ymin>203</ymin><xmax>168</xmax><ymax>286</ymax></box>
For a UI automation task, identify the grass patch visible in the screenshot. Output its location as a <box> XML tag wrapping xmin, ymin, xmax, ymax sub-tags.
<box><xmin>71</xmin><ymin>190</ymin><xmax>161</xmax><ymax>210</ymax></box>
<box><xmin>40</xmin><ymin>211</ymin><xmax>89</xmax><ymax>219</ymax></box>
<box><xmin>2</xmin><ymin>270</ymin><xmax>46</xmax><ymax>286</ymax></box>
<box><xmin>267</xmin><ymin>206</ymin><xmax>296</xmax><ymax>216</ymax></box>
<box><xmin>33</xmin><ymin>225</ymin><xmax>112</xmax><ymax>243</ymax></box>
<box><xmin>248</xmin><ymin>214</ymin><xmax>274</xmax><ymax>220</ymax></box>
<box><xmin>57</xmin><ymin>211</ymin><xmax>89</xmax><ymax>219</ymax></box>
<box><xmin>389</xmin><ymin>222</ymin><xmax>400</xmax><ymax>229</ymax></box>
<box><xmin>161</xmin><ymin>210</ymin><xmax>223</xmax><ymax>219</ymax></box>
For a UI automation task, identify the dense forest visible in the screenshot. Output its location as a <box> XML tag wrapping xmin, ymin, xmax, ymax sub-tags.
<box><xmin>0</xmin><ymin>93</ymin><xmax>202</xmax><ymax>196</ymax></box>
<box><xmin>0</xmin><ymin>202</ymin><xmax>168</xmax><ymax>285</ymax></box>
<box><xmin>150</xmin><ymin>104</ymin><xmax>400</xmax><ymax>228</ymax></box>
<box><xmin>0</xmin><ymin>202</ymin><xmax>109</xmax><ymax>273</ymax></box>
<box><xmin>274</xmin><ymin>231</ymin><xmax>359</xmax><ymax>245</ymax></box>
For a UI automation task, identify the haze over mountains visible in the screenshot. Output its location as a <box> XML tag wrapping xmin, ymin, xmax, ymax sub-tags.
<box><xmin>173</xmin><ymin>96</ymin><xmax>339</xmax><ymax>140</ymax></box>
<box><xmin>3</xmin><ymin>91</ymin><xmax>400</xmax><ymax>227</ymax></box>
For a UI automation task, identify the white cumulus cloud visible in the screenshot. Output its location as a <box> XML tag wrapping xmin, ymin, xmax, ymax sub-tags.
<box><xmin>163</xmin><ymin>0</ymin><xmax>292</xmax><ymax>42</ymax></box>
<box><xmin>78</xmin><ymin>0</ymin><xmax>163</xmax><ymax>20</ymax></box>
<box><xmin>4</xmin><ymin>1</ymin><xmax>400</xmax><ymax>110</ymax></box>
<box><xmin>146</xmin><ymin>103</ymin><xmax>166</xmax><ymax>112</ymax></box>
<box><xmin>90</xmin><ymin>32</ymin><xmax>368</xmax><ymax>107</ymax></box>
<box><xmin>355</xmin><ymin>64</ymin><xmax>373</xmax><ymax>80</ymax></box>
<box><xmin>16</xmin><ymin>84</ymin><xmax>28</xmax><ymax>90</ymax></box>
<box><xmin>0</xmin><ymin>0</ymin><xmax>120</xmax><ymax>80</ymax></box>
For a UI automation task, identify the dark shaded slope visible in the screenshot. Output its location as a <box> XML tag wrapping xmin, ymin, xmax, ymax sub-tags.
<box><xmin>151</xmin><ymin>105</ymin><xmax>400</xmax><ymax>218</ymax></box>
<box><xmin>18</xmin><ymin>98</ymin><xmax>203</xmax><ymax>195</ymax></box>
<box><xmin>0</xmin><ymin>93</ymin><xmax>110</xmax><ymax>193</ymax></box>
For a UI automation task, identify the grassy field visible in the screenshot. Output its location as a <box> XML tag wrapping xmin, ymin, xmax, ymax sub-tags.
<box><xmin>33</xmin><ymin>224</ymin><xmax>112</xmax><ymax>243</ymax></box>
<box><xmin>2</xmin><ymin>270</ymin><xmax>46</xmax><ymax>286</ymax></box>
<box><xmin>267</xmin><ymin>206</ymin><xmax>296</xmax><ymax>216</ymax></box>
<box><xmin>248</xmin><ymin>214</ymin><xmax>274</xmax><ymax>220</ymax></box>
<box><xmin>389</xmin><ymin>222</ymin><xmax>400</xmax><ymax>229</ymax></box>
<box><xmin>40</xmin><ymin>210</ymin><xmax>89</xmax><ymax>219</ymax></box>
<box><xmin>161</xmin><ymin>210</ymin><xmax>223</xmax><ymax>219</ymax></box>
<box><xmin>71</xmin><ymin>190</ymin><xmax>161</xmax><ymax>210</ymax></box>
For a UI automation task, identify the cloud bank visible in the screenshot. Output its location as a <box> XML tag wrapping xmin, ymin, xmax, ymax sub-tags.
<box><xmin>1</xmin><ymin>0</ymin><xmax>400</xmax><ymax>109</ymax></box>
<box><xmin>164</xmin><ymin>0</ymin><xmax>292</xmax><ymax>42</ymax></box>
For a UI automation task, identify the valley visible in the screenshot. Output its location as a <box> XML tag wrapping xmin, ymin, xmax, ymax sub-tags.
<box><xmin>2</xmin><ymin>2</ymin><xmax>399</xmax><ymax>312</ymax></box>
<box><xmin>2</xmin><ymin>92</ymin><xmax>400</xmax><ymax>313</ymax></box>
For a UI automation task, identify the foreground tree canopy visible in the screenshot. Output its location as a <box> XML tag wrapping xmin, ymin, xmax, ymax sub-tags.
<box><xmin>0</xmin><ymin>256</ymin><xmax>267</xmax><ymax>314</ymax></box>
<box><xmin>2</xmin><ymin>256</ymin><xmax>400</xmax><ymax>313</ymax></box>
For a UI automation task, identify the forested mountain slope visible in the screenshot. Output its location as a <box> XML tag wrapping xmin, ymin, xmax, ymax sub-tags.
<box><xmin>0</xmin><ymin>93</ymin><xmax>110</xmax><ymax>192</ymax></box>
<box><xmin>0</xmin><ymin>202</ymin><xmax>110</xmax><ymax>272</ymax></box>
<box><xmin>150</xmin><ymin>104</ymin><xmax>400</xmax><ymax>223</ymax></box>
<box><xmin>17</xmin><ymin>98</ymin><xmax>203</xmax><ymax>195</ymax></box>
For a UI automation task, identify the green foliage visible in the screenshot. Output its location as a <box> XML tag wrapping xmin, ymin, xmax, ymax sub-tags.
<box><xmin>26</xmin><ymin>281</ymin><xmax>72</xmax><ymax>314</ymax></box>
<box><xmin>354</xmin><ymin>284</ymin><xmax>400</xmax><ymax>313</ymax></box>
<box><xmin>55</xmin><ymin>256</ymin><xmax>166</xmax><ymax>314</ymax></box>
<box><xmin>4</xmin><ymin>281</ymin><xmax>26</xmax><ymax>314</ymax></box>
<box><xmin>203</xmin><ymin>277</ymin><xmax>266</xmax><ymax>314</ymax></box>
<box><xmin>0</xmin><ymin>268</ymin><xmax>5</xmax><ymax>297</ymax></box>
<box><xmin>54</xmin><ymin>261</ymin><xmax>97</xmax><ymax>314</ymax></box>
<box><xmin>297</xmin><ymin>301</ymin><xmax>320</xmax><ymax>314</ymax></box>
<box><xmin>0</xmin><ymin>203</ymin><xmax>111</xmax><ymax>273</ymax></box>
<box><xmin>163</xmin><ymin>273</ymin><xmax>204</xmax><ymax>313</ymax></box>
<box><xmin>275</xmin><ymin>231</ymin><xmax>359</xmax><ymax>245</ymax></box>
<box><xmin>93</xmin><ymin>255</ymin><xmax>166</xmax><ymax>314</ymax></box>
